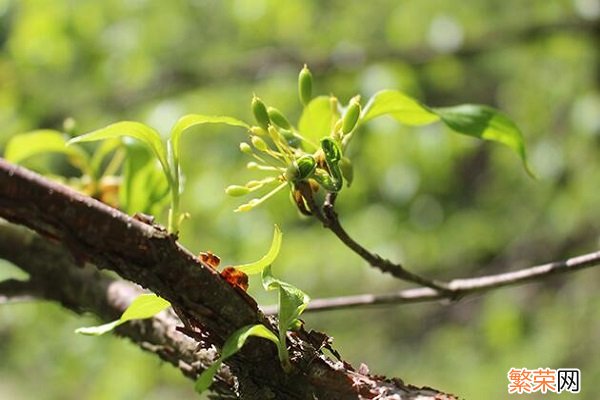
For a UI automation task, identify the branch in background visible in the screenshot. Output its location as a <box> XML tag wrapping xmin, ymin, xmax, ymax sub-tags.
<box><xmin>0</xmin><ymin>278</ymin><xmax>36</xmax><ymax>303</ymax></box>
<box><xmin>0</xmin><ymin>158</ymin><xmax>457</xmax><ymax>400</ymax></box>
<box><xmin>263</xmin><ymin>249</ymin><xmax>600</xmax><ymax>314</ymax></box>
<box><xmin>0</xmin><ymin>220</ymin><xmax>236</xmax><ymax>398</ymax></box>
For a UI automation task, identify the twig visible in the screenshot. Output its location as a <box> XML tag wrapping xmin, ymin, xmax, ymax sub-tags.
<box><xmin>320</xmin><ymin>193</ymin><xmax>450</xmax><ymax>292</ymax></box>
<box><xmin>262</xmin><ymin>249</ymin><xmax>600</xmax><ymax>314</ymax></box>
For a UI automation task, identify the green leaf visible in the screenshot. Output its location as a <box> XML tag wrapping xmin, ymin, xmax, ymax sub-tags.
<box><xmin>235</xmin><ymin>225</ymin><xmax>282</xmax><ymax>275</ymax></box>
<box><xmin>298</xmin><ymin>96</ymin><xmax>333</xmax><ymax>143</ymax></box>
<box><xmin>170</xmin><ymin>114</ymin><xmax>250</xmax><ymax>165</ymax></box>
<box><xmin>75</xmin><ymin>294</ymin><xmax>170</xmax><ymax>336</ymax></box>
<box><xmin>120</xmin><ymin>142</ymin><xmax>169</xmax><ymax>214</ymax></box>
<box><xmin>5</xmin><ymin>130</ymin><xmax>91</xmax><ymax>174</ymax></box>
<box><xmin>361</xmin><ymin>90</ymin><xmax>440</xmax><ymax>126</ymax></box>
<box><xmin>433</xmin><ymin>105</ymin><xmax>534</xmax><ymax>176</ymax></box>
<box><xmin>195</xmin><ymin>324</ymin><xmax>279</xmax><ymax>394</ymax></box>
<box><xmin>120</xmin><ymin>293</ymin><xmax>171</xmax><ymax>321</ymax></box>
<box><xmin>68</xmin><ymin>121</ymin><xmax>169</xmax><ymax>176</ymax></box>
<box><xmin>261</xmin><ymin>265</ymin><xmax>310</xmax><ymax>331</ymax></box>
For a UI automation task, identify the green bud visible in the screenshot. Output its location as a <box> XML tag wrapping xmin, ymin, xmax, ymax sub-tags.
<box><xmin>250</xmin><ymin>126</ymin><xmax>267</xmax><ymax>136</ymax></box>
<box><xmin>296</xmin><ymin>155</ymin><xmax>317</xmax><ymax>179</ymax></box>
<box><xmin>320</xmin><ymin>137</ymin><xmax>342</xmax><ymax>164</ymax></box>
<box><xmin>342</xmin><ymin>97</ymin><xmax>361</xmax><ymax>134</ymax></box>
<box><xmin>239</xmin><ymin>142</ymin><xmax>252</xmax><ymax>154</ymax></box>
<box><xmin>252</xmin><ymin>95</ymin><xmax>270</xmax><ymax>129</ymax></box>
<box><xmin>245</xmin><ymin>180</ymin><xmax>263</xmax><ymax>189</ymax></box>
<box><xmin>267</xmin><ymin>107</ymin><xmax>292</xmax><ymax>130</ymax></box>
<box><xmin>247</xmin><ymin>161</ymin><xmax>259</xmax><ymax>169</ymax></box>
<box><xmin>225</xmin><ymin>185</ymin><xmax>251</xmax><ymax>197</ymax></box>
<box><xmin>298</xmin><ymin>64</ymin><xmax>313</xmax><ymax>106</ymax></box>
<box><xmin>285</xmin><ymin>155</ymin><xmax>316</xmax><ymax>182</ymax></box>
<box><xmin>251</xmin><ymin>136</ymin><xmax>269</xmax><ymax>152</ymax></box>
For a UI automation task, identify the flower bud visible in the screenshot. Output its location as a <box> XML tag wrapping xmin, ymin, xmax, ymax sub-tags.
<box><xmin>225</xmin><ymin>185</ymin><xmax>251</xmax><ymax>197</ymax></box>
<box><xmin>250</xmin><ymin>126</ymin><xmax>267</xmax><ymax>136</ymax></box>
<box><xmin>267</xmin><ymin>107</ymin><xmax>292</xmax><ymax>130</ymax></box>
<box><xmin>342</xmin><ymin>97</ymin><xmax>361</xmax><ymax>134</ymax></box>
<box><xmin>252</xmin><ymin>95</ymin><xmax>270</xmax><ymax>129</ymax></box>
<box><xmin>251</xmin><ymin>135</ymin><xmax>269</xmax><ymax>152</ymax></box>
<box><xmin>239</xmin><ymin>142</ymin><xmax>252</xmax><ymax>154</ymax></box>
<box><xmin>298</xmin><ymin>64</ymin><xmax>313</xmax><ymax>106</ymax></box>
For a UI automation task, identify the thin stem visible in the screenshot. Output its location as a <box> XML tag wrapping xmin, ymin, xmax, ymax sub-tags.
<box><xmin>260</xmin><ymin>249</ymin><xmax>600</xmax><ymax>314</ymax></box>
<box><xmin>320</xmin><ymin>193</ymin><xmax>449</xmax><ymax>292</ymax></box>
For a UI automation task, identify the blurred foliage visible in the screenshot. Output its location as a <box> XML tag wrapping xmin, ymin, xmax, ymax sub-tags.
<box><xmin>1</xmin><ymin>0</ymin><xmax>599</xmax><ymax>398</ymax></box>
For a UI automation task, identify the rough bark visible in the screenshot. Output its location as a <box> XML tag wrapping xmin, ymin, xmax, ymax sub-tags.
<box><xmin>0</xmin><ymin>158</ymin><xmax>457</xmax><ymax>400</ymax></box>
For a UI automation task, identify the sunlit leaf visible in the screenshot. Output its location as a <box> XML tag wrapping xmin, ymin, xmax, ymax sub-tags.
<box><xmin>235</xmin><ymin>225</ymin><xmax>282</xmax><ymax>275</ymax></box>
<box><xmin>298</xmin><ymin>96</ymin><xmax>333</xmax><ymax>143</ymax></box>
<box><xmin>170</xmin><ymin>114</ymin><xmax>250</xmax><ymax>164</ymax></box>
<box><xmin>75</xmin><ymin>294</ymin><xmax>170</xmax><ymax>336</ymax></box>
<box><xmin>68</xmin><ymin>121</ymin><xmax>169</xmax><ymax>175</ymax></box>
<box><xmin>361</xmin><ymin>90</ymin><xmax>440</xmax><ymax>125</ymax></box>
<box><xmin>120</xmin><ymin>142</ymin><xmax>169</xmax><ymax>215</ymax></box>
<box><xmin>5</xmin><ymin>130</ymin><xmax>91</xmax><ymax>174</ymax></box>
<box><xmin>195</xmin><ymin>324</ymin><xmax>279</xmax><ymax>394</ymax></box>
<box><xmin>433</xmin><ymin>105</ymin><xmax>534</xmax><ymax>176</ymax></box>
<box><xmin>120</xmin><ymin>293</ymin><xmax>171</xmax><ymax>321</ymax></box>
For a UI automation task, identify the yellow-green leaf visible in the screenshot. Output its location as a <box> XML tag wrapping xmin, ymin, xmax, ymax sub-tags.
<box><xmin>5</xmin><ymin>130</ymin><xmax>91</xmax><ymax>173</ymax></box>
<box><xmin>68</xmin><ymin>121</ymin><xmax>169</xmax><ymax>175</ymax></box>
<box><xmin>75</xmin><ymin>294</ymin><xmax>170</xmax><ymax>336</ymax></box>
<box><xmin>235</xmin><ymin>225</ymin><xmax>282</xmax><ymax>275</ymax></box>
<box><xmin>298</xmin><ymin>96</ymin><xmax>333</xmax><ymax>143</ymax></box>
<box><xmin>170</xmin><ymin>114</ymin><xmax>249</xmax><ymax>164</ymax></box>
<box><xmin>361</xmin><ymin>90</ymin><xmax>440</xmax><ymax>126</ymax></box>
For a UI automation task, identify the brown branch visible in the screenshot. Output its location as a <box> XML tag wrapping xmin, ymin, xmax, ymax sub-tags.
<box><xmin>0</xmin><ymin>220</ymin><xmax>236</xmax><ymax>397</ymax></box>
<box><xmin>261</xmin><ymin>249</ymin><xmax>600</xmax><ymax>314</ymax></box>
<box><xmin>0</xmin><ymin>158</ymin><xmax>457</xmax><ymax>400</ymax></box>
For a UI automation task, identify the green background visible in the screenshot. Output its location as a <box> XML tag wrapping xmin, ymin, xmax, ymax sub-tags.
<box><xmin>1</xmin><ymin>0</ymin><xmax>599</xmax><ymax>398</ymax></box>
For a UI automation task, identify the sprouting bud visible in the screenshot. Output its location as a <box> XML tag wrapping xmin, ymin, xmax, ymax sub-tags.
<box><xmin>298</xmin><ymin>64</ymin><xmax>313</xmax><ymax>106</ymax></box>
<box><xmin>267</xmin><ymin>107</ymin><xmax>292</xmax><ymax>130</ymax></box>
<box><xmin>320</xmin><ymin>137</ymin><xmax>342</xmax><ymax>164</ymax></box>
<box><xmin>251</xmin><ymin>135</ymin><xmax>269</xmax><ymax>152</ymax></box>
<box><xmin>225</xmin><ymin>185</ymin><xmax>251</xmax><ymax>197</ymax></box>
<box><xmin>239</xmin><ymin>142</ymin><xmax>252</xmax><ymax>154</ymax></box>
<box><xmin>342</xmin><ymin>96</ymin><xmax>361</xmax><ymax>134</ymax></box>
<box><xmin>286</xmin><ymin>155</ymin><xmax>316</xmax><ymax>181</ymax></box>
<box><xmin>247</xmin><ymin>161</ymin><xmax>259</xmax><ymax>169</ymax></box>
<box><xmin>250</xmin><ymin>126</ymin><xmax>267</xmax><ymax>136</ymax></box>
<box><xmin>252</xmin><ymin>95</ymin><xmax>270</xmax><ymax>129</ymax></box>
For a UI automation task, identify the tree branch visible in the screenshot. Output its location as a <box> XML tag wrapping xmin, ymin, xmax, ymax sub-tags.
<box><xmin>263</xmin><ymin>249</ymin><xmax>600</xmax><ymax>314</ymax></box>
<box><xmin>0</xmin><ymin>158</ymin><xmax>456</xmax><ymax>399</ymax></box>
